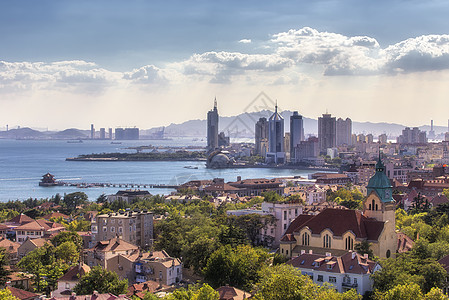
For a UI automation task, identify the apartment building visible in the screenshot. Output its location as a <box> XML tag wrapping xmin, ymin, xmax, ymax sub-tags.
<box><xmin>91</xmin><ymin>210</ymin><xmax>153</xmax><ymax>249</ymax></box>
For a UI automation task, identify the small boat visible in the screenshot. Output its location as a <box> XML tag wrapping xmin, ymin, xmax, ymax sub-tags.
<box><xmin>184</xmin><ymin>166</ymin><xmax>198</xmax><ymax>169</ymax></box>
<box><xmin>111</xmin><ymin>142</ymin><xmax>122</xmax><ymax>144</ymax></box>
<box><xmin>67</xmin><ymin>139</ymin><xmax>83</xmax><ymax>143</ymax></box>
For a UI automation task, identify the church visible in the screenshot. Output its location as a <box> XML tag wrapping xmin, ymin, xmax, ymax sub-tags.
<box><xmin>280</xmin><ymin>157</ymin><xmax>398</xmax><ymax>259</ymax></box>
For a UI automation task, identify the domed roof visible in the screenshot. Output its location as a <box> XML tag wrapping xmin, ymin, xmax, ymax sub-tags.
<box><xmin>207</xmin><ymin>151</ymin><xmax>231</xmax><ymax>169</ymax></box>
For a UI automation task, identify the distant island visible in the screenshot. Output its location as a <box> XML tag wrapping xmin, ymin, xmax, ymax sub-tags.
<box><xmin>66</xmin><ymin>150</ymin><xmax>207</xmax><ymax>161</ymax></box>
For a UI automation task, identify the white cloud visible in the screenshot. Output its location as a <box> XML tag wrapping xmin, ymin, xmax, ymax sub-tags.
<box><xmin>238</xmin><ymin>39</ymin><xmax>252</xmax><ymax>44</ymax></box>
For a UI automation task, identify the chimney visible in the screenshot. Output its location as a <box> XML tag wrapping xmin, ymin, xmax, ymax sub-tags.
<box><xmin>308</xmin><ymin>250</ymin><xmax>313</xmax><ymax>254</ymax></box>
<box><xmin>300</xmin><ymin>250</ymin><xmax>305</xmax><ymax>255</ymax></box>
<box><xmin>325</xmin><ymin>252</ymin><xmax>331</xmax><ymax>257</ymax></box>
<box><xmin>237</xmin><ymin>176</ymin><xmax>242</xmax><ymax>181</ymax></box>
<box><xmin>352</xmin><ymin>252</ymin><xmax>356</xmax><ymax>260</ymax></box>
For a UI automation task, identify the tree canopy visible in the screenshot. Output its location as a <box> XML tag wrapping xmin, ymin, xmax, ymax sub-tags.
<box><xmin>73</xmin><ymin>266</ymin><xmax>128</xmax><ymax>296</ymax></box>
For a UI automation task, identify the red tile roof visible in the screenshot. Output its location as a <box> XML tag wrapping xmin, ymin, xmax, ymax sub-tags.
<box><xmin>0</xmin><ymin>238</ymin><xmax>20</xmax><ymax>253</ymax></box>
<box><xmin>289</xmin><ymin>208</ymin><xmax>384</xmax><ymax>240</ymax></box>
<box><xmin>397</xmin><ymin>232</ymin><xmax>414</xmax><ymax>254</ymax></box>
<box><xmin>7</xmin><ymin>214</ymin><xmax>34</xmax><ymax>225</ymax></box>
<box><xmin>50</xmin><ymin>293</ymin><xmax>130</xmax><ymax>300</ymax></box>
<box><xmin>58</xmin><ymin>264</ymin><xmax>91</xmax><ymax>282</ymax></box>
<box><xmin>91</xmin><ymin>238</ymin><xmax>138</xmax><ymax>252</ymax></box>
<box><xmin>6</xmin><ymin>286</ymin><xmax>38</xmax><ymax>300</ymax></box>
<box><xmin>216</xmin><ymin>286</ymin><xmax>250</xmax><ymax>300</ymax></box>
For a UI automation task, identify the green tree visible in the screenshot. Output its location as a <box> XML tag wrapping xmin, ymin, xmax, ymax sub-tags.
<box><xmin>51</xmin><ymin>231</ymin><xmax>83</xmax><ymax>252</ymax></box>
<box><xmin>63</xmin><ymin>192</ymin><xmax>88</xmax><ymax>213</ymax></box>
<box><xmin>0</xmin><ymin>288</ymin><xmax>19</xmax><ymax>300</ymax></box>
<box><xmin>376</xmin><ymin>282</ymin><xmax>423</xmax><ymax>300</ymax></box>
<box><xmin>73</xmin><ymin>266</ymin><xmax>128</xmax><ymax>295</ymax></box>
<box><xmin>96</xmin><ymin>193</ymin><xmax>108</xmax><ymax>204</ymax></box>
<box><xmin>203</xmin><ymin>244</ymin><xmax>269</xmax><ymax>290</ymax></box>
<box><xmin>354</xmin><ymin>240</ymin><xmax>373</xmax><ymax>259</ymax></box>
<box><xmin>0</xmin><ymin>248</ymin><xmax>10</xmax><ymax>286</ymax></box>
<box><xmin>55</xmin><ymin>241</ymin><xmax>79</xmax><ymax>264</ymax></box>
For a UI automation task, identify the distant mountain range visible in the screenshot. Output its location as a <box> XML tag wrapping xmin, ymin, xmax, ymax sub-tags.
<box><xmin>161</xmin><ymin>110</ymin><xmax>448</xmax><ymax>139</ymax></box>
<box><xmin>1</xmin><ymin>111</ymin><xmax>447</xmax><ymax>140</ymax></box>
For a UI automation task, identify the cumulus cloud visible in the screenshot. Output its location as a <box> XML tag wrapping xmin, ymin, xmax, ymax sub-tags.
<box><xmin>238</xmin><ymin>39</ymin><xmax>252</xmax><ymax>44</ymax></box>
<box><xmin>177</xmin><ymin>51</ymin><xmax>292</xmax><ymax>83</ymax></box>
<box><xmin>0</xmin><ymin>60</ymin><xmax>119</xmax><ymax>95</ymax></box>
<box><xmin>123</xmin><ymin>65</ymin><xmax>169</xmax><ymax>84</ymax></box>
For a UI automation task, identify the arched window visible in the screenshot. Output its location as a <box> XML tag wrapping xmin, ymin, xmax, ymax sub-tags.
<box><xmin>375</xmin><ymin>204</ymin><xmax>378</xmax><ymax>211</ymax></box>
<box><xmin>323</xmin><ymin>234</ymin><xmax>331</xmax><ymax>248</ymax></box>
<box><xmin>372</xmin><ymin>199</ymin><xmax>375</xmax><ymax>211</ymax></box>
<box><xmin>345</xmin><ymin>236</ymin><xmax>354</xmax><ymax>250</ymax></box>
<box><xmin>302</xmin><ymin>232</ymin><xmax>310</xmax><ymax>246</ymax></box>
<box><xmin>386</xmin><ymin>250</ymin><xmax>391</xmax><ymax>258</ymax></box>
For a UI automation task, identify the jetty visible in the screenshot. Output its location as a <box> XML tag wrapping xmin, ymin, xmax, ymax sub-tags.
<box><xmin>57</xmin><ymin>181</ymin><xmax>178</xmax><ymax>189</ymax></box>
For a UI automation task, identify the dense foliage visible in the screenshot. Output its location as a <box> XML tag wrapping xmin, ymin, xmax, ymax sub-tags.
<box><xmin>73</xmin><ymin>266</ymin><xmax>128</xmax><ymax>296</ymax></box>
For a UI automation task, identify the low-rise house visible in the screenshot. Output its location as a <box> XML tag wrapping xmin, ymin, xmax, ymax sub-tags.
<box><xmin>49</xmin><ymin>292</ymin><xmax>131</xmax><ymax>300</ymax></box>
<box><xmin>287</xmin><ymin>251</ymin><xmax>379</xmax><ymax>295</ymax></box>
<box><xmin>127</xmin><ymin>280</ymin><xmax>170</xmax><ymax>299</ymax></box>
<box><xmin>52</xmin><ymin>263</ymin><xmax>91</xmax><ymax>297</ymax></box>
<box><xmin>42</xmin><ymin>212</ymin><xmax>70</xmax><ymax>222</ymax></box>
<box><xmin>17</xmin><ymin>238</ymin><xmax>51</xmax><ymax>259</ymax></box>
<box><xmin>14</xmin><ymin>219</ymin><xmax>65</xmax><ymax>243</ymax></box>
<box><xmin>438</xmin><ymin>254</ymin><xmax>449</xmax><ymax>295</ymax></box>
<box><xmin>107</xmin><ymin>190</ymin><xmax>151</xmax><ymax>204</ymax></box>
<box><xmin>6</xmin><ymin>286</ymin><xmax>39</xmax><ymax>300</ymax></box>
<box><xmin>85</xmin><ymin>238</ymin><xmax>138</xmax><ymax>268</ymax></box>
<box><xmin>0</xmin><ymin>238</ymin><xmax>20</xmax><ymax>263</ymax></box>
<box><xmin>132</xmin><ymin>250</ymin><xmax>182</xmax><ymax>285</ymax></box>
<box><xmin>6</xmin><ymin>270</ymin><xmax>32</xmax><ymax>290</ymax></box>
<box><xmin>216</xmin><ymin>286</ymin><xmax>250</xmax><ymax>300</ymax></box>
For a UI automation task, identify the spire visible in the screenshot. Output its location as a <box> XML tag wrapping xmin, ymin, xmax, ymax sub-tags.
<box><xmin>275</xmin><ymin>100</ymin><xmax>278</xmax><ymax>113</ymax></box>
<box><xmin>214</xmin><ymin>97</ymin><xmax>217</xmax><ymax>110</ymax></box>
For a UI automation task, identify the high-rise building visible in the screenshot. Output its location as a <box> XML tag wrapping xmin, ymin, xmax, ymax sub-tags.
<box><xmin>318</xmin><ymin>113</ymin><xmax>336</xmax><ymax>153</ymax></box>
<box><xmin>108</xmin><ymin>128</ymin><xmax>113</xmax><ymax>140</ymax></box>
<box><xmin>293</xmin><ymin>137</ymin><xmax>319</xmax><ymax>163</ymax></box>
<box><xmin>429</xmin><ymin>120</ymin><xmax>435</xmax><ymax>139</ymax></box>
<box><xmin>90</xmin><ymin>124</ymin><xmax>95</xmax><ymax>139</ymax></box>
<box><xmin>397</xmin><ymin>127</ymin><xmax>427</xmax><ymax>144</ymax></box>
<box><xmin>366</xmin><ymin>134</ymin><xmax>374</xmax><ymax>144</ymax></box>
<box><xmin>336</xmin><ymin>118</ymin><xmax>352</xmax><ymax>146</ymax></box>
<box><xmin>99</xmin><ymin>128</ymin><xmax>106</xmax><ymax>139</ymax></box>
<box><xmin>115</xmin><ymin>128</ymin><xmax>139</xmax><ymax>140</ymax></box>
<box><xmin>378</xmin><ymin>134</ymin><xmax>388</xmax><ymax>144</ymax></box>
<box><xmin>255</xmin><ymin>117</ymin><xmax>269</xmax><ymax>156</ymax></box>
<box><xmin>207</xmin><ymin>98</ymin><xmax>219</xmax><ymax>152</ymax></box>
<box><xmin>266</xmin><ymin>104</ymin><xmax>285</xmax><ymax>164</ymax></box>
<box><xmin>290</xmin><ymin>111</ymin><xmax>304</xmax><ymax>161</ymax></box>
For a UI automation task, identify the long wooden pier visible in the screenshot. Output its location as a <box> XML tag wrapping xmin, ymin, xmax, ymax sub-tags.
<box><xmin>57</xmin><ymin>181</ymin><xmax>178</xmax><ymax>189</ymax></box>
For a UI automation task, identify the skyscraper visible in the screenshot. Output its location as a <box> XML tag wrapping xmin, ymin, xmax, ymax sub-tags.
<box><xmin>207</xmin><ymin>98</ymin><xmax>219</xmax><ymax>152</ymax></box>
<box><xmin>290</xmin><ymin>111</ymin><xmax>304</xmax><ymax>161</ymax></box>
<box><xmin>336</xmin><ymin>117</ymin><xmax>352</xmax><ymax>146</ymax></box>
<box><xmin>266</xmin><ymin>103</ymin><xmax>285</xmax><ymax>164</ymax></box>
<box><xmin>318</xmin><ymin>113</ymin><xmax>336</xmax><ymax>153</ymax></box>
<box><xmin>99</xmin><ymin>128</ymin><xmax>106</xmax><ymax>139</ymax></box>
<box><xmin>255</xmin><ymin>117</ymin><xmax>269</xmax><ymax>156</ymax></box>
<box><xmin>90</xmin><ymin>124</ymin><xmax>95</xmax><ymax>139</ymax></box>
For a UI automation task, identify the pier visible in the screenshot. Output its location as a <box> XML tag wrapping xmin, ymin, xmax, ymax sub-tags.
<box><xmin>55</xmin><ymin>181</ymin><xmax>179</xmax><ymax>189</ymax></box>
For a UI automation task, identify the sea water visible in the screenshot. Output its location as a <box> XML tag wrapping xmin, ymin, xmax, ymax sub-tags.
<box><xmin>0</xmin><ymin>138</ymin><xmax>320</xmax><ymax>201</ymax></box>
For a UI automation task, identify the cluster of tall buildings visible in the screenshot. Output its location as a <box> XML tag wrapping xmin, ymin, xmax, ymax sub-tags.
<box><xmin>397</xmin><ymin>127</ymin><xmax>427</xmax><ymax>144</ymax></box>
<box><xmin>90</xmin><ymin>124</ymin><xmax>140</xmax><ymax>140</ymax></box>
<box><xmin>254</xmin><ymin>109</ymin><xmax>352</xmax><ymax>164</ymax></box>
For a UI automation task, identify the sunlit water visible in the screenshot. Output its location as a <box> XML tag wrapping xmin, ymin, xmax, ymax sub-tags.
<box><xmin>0</xmin><ymin>138</ymin><xmax>322</xmax><ymax>201</ymax></box>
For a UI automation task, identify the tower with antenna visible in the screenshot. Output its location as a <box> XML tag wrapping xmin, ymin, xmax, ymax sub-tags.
<box><xmin>207</xmin><ymin>97</ymin><xmax>219</xmax><ymax>152</ymax></box>
<box><xmin>429</xmin><ymin>120</ymin><xmax>435</xmax><ymax>139</ymax></box>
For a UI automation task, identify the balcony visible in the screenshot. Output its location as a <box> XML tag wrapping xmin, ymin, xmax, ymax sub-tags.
<box><xmin>342</xmin><ymin>282</ymin><xmax>358</xmax><ymax>288</ymax></box>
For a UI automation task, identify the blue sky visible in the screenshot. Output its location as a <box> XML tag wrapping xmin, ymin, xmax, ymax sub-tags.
<box><xmin>1</xmin><ymin>0</ymin><xmax>449</xmax><ymax>130</ymax></box>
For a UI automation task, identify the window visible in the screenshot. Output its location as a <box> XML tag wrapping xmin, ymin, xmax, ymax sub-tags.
<box><xmin>317</xmin><ymin>275</ymin><xmax>323</xmax><ymax>282</ymax></box>
<box><xmin>302</xmin><ymin>232</ymin><xmax>310</xmax><ymax>246</ymax></box>
<box><xmin>354</xmin><ymin>278</ymin><xmax>357</xmax><ymax>284</ymax></box>
<box><xmin>386</xmin><ymin>250</ymin><xmax>391</xmax><ymax>258</ymax></box>
<box><xmin>286</xmin><ymin>250</ymin><xmax>288</xmax><ymax>255</ymax></box>
<box><xmin>372</xmin><ymin>199</ymin><xmax>376</xmax><ymax>211</ymax></box>
<box><xmin>103</xmin><ymin>227</ymin><xmax>107</xmax><ymax>232</ymax></box>
<box><xmin>111</xmin><ymin>227</ymin><xmax>115</xmax><ymax>232</ymax></box>
<box><xmin>323</xmin><ymin>234</ymin><xmax>331</xmax><ymax>248</ymax></box>
<box><xmin>118</xmin><ymin>227</ymin><xmax>123</xmax><ymax>233</ymax></box>
<box><xmin>111</xmin><ymin>219</ymin><xmax>115</xmax><ymax>224</ymax></box>
<box><xmin>281</xmin><ymin>248</ymin><xmax>284</xmax><ymax>254</ymax></box>
<box><xmin>284</xmin><ymin>224</ymin><xmax>287</xmax><ymax>230</ymax></box>
<box><xmin>345</xmin><ymin>236</ymin><xmax>354</xmax><ymax>250</ymax></box>
<box><xmin>329</xmin><ymin>276</ymin><xmax>337</xmax><ymax>283</ymax></box>
<box><xmin>66</xmin><ymin>283</ymin><xmax>70</xmax><ymax>289</ymax></box>
<box><xmin>284</xmin><ymin>211</ymin><xmax>287</xmax><ymax>220</ymax></box>
<box><xmin>295</xmin><ymin>208</ymin><xmax>298</xmax><ymax>215</ymax></box>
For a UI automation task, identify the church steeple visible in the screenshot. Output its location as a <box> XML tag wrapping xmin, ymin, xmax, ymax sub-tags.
<box><xmin>367</xmin><ymin>154</ymin><xmax>393</xmax><ymax>203</ymax></box>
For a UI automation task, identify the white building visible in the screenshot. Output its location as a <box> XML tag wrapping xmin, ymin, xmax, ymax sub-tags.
<box><xmin>287</xmin><ymin>251</ymin><xmax>380</xmax><ymax>295</ymax></box>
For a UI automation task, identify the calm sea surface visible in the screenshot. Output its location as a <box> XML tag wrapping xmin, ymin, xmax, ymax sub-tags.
<box><xmin>0</xmin><ymin>138</ymin><xmax>321</xmax><ymax>201</ymax></box>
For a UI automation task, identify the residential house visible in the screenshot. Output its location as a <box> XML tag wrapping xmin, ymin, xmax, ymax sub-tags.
<box><xmin>13</xmin><ymin>219</ymin><xmax>65</xmax><ymax>243</ymax></box>
<box><xmin>127</xmin><ymin>280</ymin><xmax>170</xmax><ymax>299</ymax></box>
<box><xmin>0</xmin><ymin>238</ymin><xmax>20</xmax><ymax>263</ymax></box>
<box><xmin>52</xmin><ymin>263</ymin><xmax>91</xmax><ymax>297</ymax></box>
<box><xmin>49</xmin><ymin>292</ymin><xmax>131</xmax><ymax>300</ymax></box>
<box><xmin>287</xmin><ymin>251</ymin><xmax>379</xmax><ymax>295</ymax></box>
<box><xmin>17</xmin><ymin>238</ymin><xmax>51</xmax><ymax>259</ymax></box>
<box><xmin>216</xmin><ymin>286</ymin><xmax>251</xmax><ymax>300</ymax></box>
<box><xmin>107</xmin><ymin>190</ymin><xmax>151</xmax><ymax>204</ymax></box>
<box><xmin>5</xmin><ymin>286</ymin><xmax>39</xmax><ymax>300</ymax></box>
<box><xmin>91</xmin><ymin>211</ymin><xmax>153</xmax><ymax>249</ymax></box>
<box><xmin>85</xmin><ymin>238</ymin><xmax>138</xmax><ymax>268</ymax></box>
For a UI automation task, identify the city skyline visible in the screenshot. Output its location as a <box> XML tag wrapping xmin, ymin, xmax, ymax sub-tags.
<box><xmin>2</xmin><ymin>1</ymin><xmax>449</xmax><ymax>129</ymax></box>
